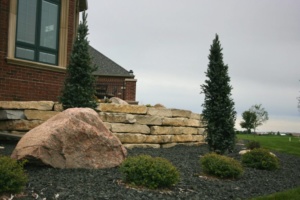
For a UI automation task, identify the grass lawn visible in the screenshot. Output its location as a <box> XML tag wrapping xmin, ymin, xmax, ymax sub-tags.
<box><xmin>237</xmin><ymin>134</ymin><xmax>300</xmax><ymax>199</ymax></box>
<box><xmin>237</xmin><ymin>134</ymin><xmax>300</xmax><ymax>157</ymax></box>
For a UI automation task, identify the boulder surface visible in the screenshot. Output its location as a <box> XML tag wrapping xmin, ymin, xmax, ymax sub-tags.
<box><xmin>110</xmin><ymin>97</ymin><xmax>128</xmax><ymax>105</ymax></box>
<box><xmin>11</xmin><ymin>108</ymin><xmax>127</xmax><ymax>169</ymax></box>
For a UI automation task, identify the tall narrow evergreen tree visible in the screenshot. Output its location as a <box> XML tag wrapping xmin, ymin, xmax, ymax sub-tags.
<box><xmin>201</xmin><ymin>34</ymin><xmax>236</xmax><ymax>154</ymax></box>
<box><xmin>59</xmin><ymin>12</ymin><xmax>97</xmax><ymax>110</ymax></box>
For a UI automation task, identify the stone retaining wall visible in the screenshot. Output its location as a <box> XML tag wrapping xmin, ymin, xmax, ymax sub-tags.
<box><xmin>0</xmin><ymin>101</ymin><xmax>205</xmax><ymax>148</ymax></box>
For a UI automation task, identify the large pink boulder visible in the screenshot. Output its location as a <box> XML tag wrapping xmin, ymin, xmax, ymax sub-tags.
<box><xmin>11</xmin><ymin>108</ymin><xmax>127</xmax><ymax>169</ymax></box>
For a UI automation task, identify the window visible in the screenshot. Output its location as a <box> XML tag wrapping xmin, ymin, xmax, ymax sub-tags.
<box><xmin>15</xmin><ymin>0</ymin><xmax>60</xmax><ymax>65</ymax></box>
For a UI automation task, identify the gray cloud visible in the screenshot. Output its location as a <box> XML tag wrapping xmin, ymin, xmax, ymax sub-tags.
<box><xmin>87</xmin><ymin>0</ymin><xmax>300</xmax><ymax>132</ymax></box>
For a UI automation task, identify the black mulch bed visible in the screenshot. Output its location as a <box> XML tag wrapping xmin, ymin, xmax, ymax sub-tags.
<box><xmin>1</xmin><ymin>140</ymin><xmax>300</xmax><ymax>200</ymax></box>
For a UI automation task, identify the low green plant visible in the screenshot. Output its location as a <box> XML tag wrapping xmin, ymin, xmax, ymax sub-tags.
<box><xmin>251</xmin><ymin>186</ymin><xmax>300</xmax><ymax>200</ymax></box>
<box><xmin>246</xmin><ymin>140</ymin><xmax>261</xmax><ymax>150</ymax></box>
<box><xmin>242</xmin><ymin>148</ymin><xmax>279</xmax><ymax>170</ymax></box>
<box><xmin>0</xmin><ymin>156</ymin><xmax>28</xmax><ymax>195</ymax></box>
<box><xmin>201</xmin><ymin>153</ymin><xmax>244</xmax><ymax>179</ymax></box>
<box><xmin>119</xmin><ymin>155</ymin><xmax>180</xmax><ymax>189</ymax></box>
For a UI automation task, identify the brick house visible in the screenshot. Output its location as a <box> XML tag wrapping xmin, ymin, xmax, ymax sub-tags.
<box><xmin>0</xmin><ymin>0</ymin><xmax>137</xmax><ymax>103</ymax></box>
<box><xmin>89</xmin><ymin>46</ymin><xmax>137</xmax><ymax>104</ymax></box>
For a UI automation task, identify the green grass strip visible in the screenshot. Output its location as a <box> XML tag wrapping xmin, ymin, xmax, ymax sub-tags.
<box><xmin>237</xmin><ymin>134</ymin><xmax>300</xmax><ymax>157</ymax></box>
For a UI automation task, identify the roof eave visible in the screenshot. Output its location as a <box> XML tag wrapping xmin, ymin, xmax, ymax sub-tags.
<box><xmin>79</xmin><ymin>0</ymin><xmax>88</xmax><ymax>11</ymax></box>
<box><xmin>93</xmin><ymin>73</ymin><xmax>135</xmax><ymax>78</ymax></box>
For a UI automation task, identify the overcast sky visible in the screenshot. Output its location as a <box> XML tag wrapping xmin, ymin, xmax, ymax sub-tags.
<box><xmin>87</xmin><ymin>0</ymin><xmax>300</xmax><ymax>133</ymax></box>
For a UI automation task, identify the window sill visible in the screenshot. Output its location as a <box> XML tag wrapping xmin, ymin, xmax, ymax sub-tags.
<box><xmin>6</xmin><ymin>57</ymin><xmax>66</xmax><ymax>72</ymax></box>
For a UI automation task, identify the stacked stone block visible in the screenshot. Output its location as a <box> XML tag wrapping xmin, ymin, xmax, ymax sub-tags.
<box><xmin>98</xmin><ymin>104</ymin><xmax>205</xmax><ymax>148</ymax></box>
<box><xmin>0</xmin><ymin>101</ymin><xmax>205</xmax><ymax>148</ymax></box>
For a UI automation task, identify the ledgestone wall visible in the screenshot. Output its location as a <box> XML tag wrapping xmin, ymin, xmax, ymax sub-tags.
<box><xmin>0</xmin><ymin>101</ymin><xmax>205</xmax><ymax>148</ymax></box>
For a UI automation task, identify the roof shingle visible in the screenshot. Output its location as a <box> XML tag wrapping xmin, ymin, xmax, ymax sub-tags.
<box><xmin>89</xmin><ymin>45</ymin><xmax>133</xmax><ymax>77</ymax></box>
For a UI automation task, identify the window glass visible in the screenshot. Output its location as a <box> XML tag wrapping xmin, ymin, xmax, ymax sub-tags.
<box><xmin>40</xmin><ymin>0</ymin><xmax>59</xmax><ymax>49</ymax></box>
<box><xmin>15</xmin><ymin>0</ymin><xmax>60</xmax><ymax>65</ymax></box>
<box><xmin>16</xmin><ymin>0</ymin><xmax>37</xmax><ymax>44</ymax></box>
<box><xmin>16</xmin><ymin>47</ymin><xmax>35</xmax><ymax>60</ymax></box>
<box><xmin>39</xmin><ymin>52</ymin><xmax>56</xmax><ymax>64</ymax></box>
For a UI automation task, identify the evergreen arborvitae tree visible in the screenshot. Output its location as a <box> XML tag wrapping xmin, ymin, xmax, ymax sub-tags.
<box><xmin>59</xmin><ymin>12</ymin><xmax>97</xmax><ymax>110</ymax></box>
<box><xmin>201</xmin><ymin>34</ymin><xmax>236</xmax><ymax>154</ymax></box>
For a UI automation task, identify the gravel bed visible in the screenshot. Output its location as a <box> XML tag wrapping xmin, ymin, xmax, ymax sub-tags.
<box><xmin>1</xmin><ymin>140</ymin><xmax>300</xmax><ymax>200</ymax></box>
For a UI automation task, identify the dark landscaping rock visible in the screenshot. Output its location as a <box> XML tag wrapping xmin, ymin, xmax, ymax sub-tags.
<box><xmin>1</xmin><ymin>141</ymin><xmax>300</xmax><ymax>200</ymax></box>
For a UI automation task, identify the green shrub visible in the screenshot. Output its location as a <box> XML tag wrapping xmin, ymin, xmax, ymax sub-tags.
<box><xmin>201</xmin><ymin>153</ymin><xmax>244</xmax><ymax>179</ymax></box>
<box><xmin>242</xmin><ymin>148</ymin><xmax>279</xmax><ymax>170</ymax></box>
<box><xmin>119</xmin><ymin>155</ymin><xmax>180</xmax><ymax>189</ymax></box>
<box><xmin>0</xmin><ymin>156</ymin><xmax>28</xmax><ymax>194</ymax></box>
<box><xmin>246</xmin><ymin>141</ymin><xmax>261</xmax><ymax>150</ymax></box>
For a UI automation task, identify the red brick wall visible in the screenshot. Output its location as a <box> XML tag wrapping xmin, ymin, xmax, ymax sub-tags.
<box><xmin>0</xmin><ymin>0</ymin><xmax>77</xmax><ymax>101</ymax></box>
<box><xmin>96</xmin><ymin>77</ymin><xmax>125</xmax><ymax>85</ymax></box>
<box><xmin>95</xmin><ymin>76</ymin><xmax>136</xmax><ymax>101</ymax></box>
<box><xmin>0</xmin><ymin>66</ymin><xmax>65</xmax><ymax>101</ymax></box>
<box><xmin>96</xmin><ymin>76</ymin><xmax>126</xmax><ymax>100</ymax></box>
<box><xmin>0</xmin><ymin>0</ymin><xmax>137</xmax><ymax>102</ymax></box>
<box><xmin>125</xmin><ymin>80</ymin><xmax>137</xmax><ymax>102</ymax></box>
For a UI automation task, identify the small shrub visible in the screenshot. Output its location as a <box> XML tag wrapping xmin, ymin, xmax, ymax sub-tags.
<box><xmin>242</xmin><ymin>148</ymin><xmax>279</xmax><ymax>170</ymax></box>
<box><xmin>119</xmin><ymin>155</ymin><xmax>180</xmax><ymax>189</ymax></box>
<box><xmin>201</xmin><ymin>153</ymin><xmax>244</xmax><ymax>179</ymax></box>
<box><xmin>0</xmin><ymin>156</ymin><xmax>28</xmax><ymax>194</ymax></box>
<box><xmin>246</xmin><ymin>141</ymin><xmax>261</xmax><ymax>150</ymax></box>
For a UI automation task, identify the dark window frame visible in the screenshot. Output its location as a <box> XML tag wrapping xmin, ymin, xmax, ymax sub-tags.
<box><xmin>15</xmin><ymin>0</ymin><xmax>61</xmax><ymax>65</ymax></box>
